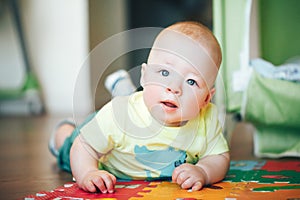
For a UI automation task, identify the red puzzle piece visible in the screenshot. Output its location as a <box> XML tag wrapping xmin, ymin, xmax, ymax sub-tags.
<box><xmin>24</xmin><ymin>181</ymin><xmax>154</xmax><ymax>200</ymax></box>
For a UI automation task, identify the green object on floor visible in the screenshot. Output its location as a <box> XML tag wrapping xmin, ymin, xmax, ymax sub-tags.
<box><xmin>242</xmin><ymin>71</ymin><xmax>300</xmax><ymax>158</ymax></box>
<box><xmin>242</xmin><ymin>71</ymin><xmax>300</xmax><ymax>129</ymax></box>
<box><xmin>253</xmin><ymin>126</ymin><xmax>300</xmax><ymax>158</ymax></box>
<box><xmin>0</xmin><ymin>72</ymin><xmax>39</xmax><ymax>99</ymax></box>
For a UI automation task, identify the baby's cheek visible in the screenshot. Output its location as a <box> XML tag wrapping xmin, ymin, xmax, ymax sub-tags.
<box><xmin>181</xmin><ymin>98</ymin><xmax>201</xmax><ymax>118</ymax></box>
<box><xmin>143</xmin><ymin>86</ymin><xmax>158</xmax><ymax>106</ymax></box>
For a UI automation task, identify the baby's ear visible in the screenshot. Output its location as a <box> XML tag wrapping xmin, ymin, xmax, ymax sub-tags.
<box><xmin>209</xmin><ymin>87</ymin><xmax>216</xmax><ymax>99</ymax></box>
<box><xmin>204</xmin><ymin>87</ymin><xmax>216</xmax><ymax>105</ymax></box>
<box><xmin>140</xmin><ymin>63</ymin><xmax>147</xmax><ymax>87</ymax></box>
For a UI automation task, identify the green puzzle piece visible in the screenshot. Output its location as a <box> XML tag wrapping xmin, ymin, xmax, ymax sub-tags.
<box><xmin>253</xmin><ymin>185</ymin><xmax>300</xmax><ymax>192</ymax></box>
<box><xmin>225</xmin><ymin>170</ymin><xmax>300</xmax><ymax>184</ymax></box>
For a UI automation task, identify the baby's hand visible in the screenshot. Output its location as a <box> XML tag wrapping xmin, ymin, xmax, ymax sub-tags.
<box><xmin>172</xmin><ymin>163</ymin><xmax>207</xmax><ymax>191</ymax></box>
<box><xmin>79</xmin><ymin>170</ymin><xmax>117</xmax><ymax>193</ymax></box>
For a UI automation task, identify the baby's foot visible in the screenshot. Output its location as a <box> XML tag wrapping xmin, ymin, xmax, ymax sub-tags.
<box><xmin>104</xmin><ymin>69</ymin><xmax>136</xmax><ymax>97</ymax></box>
<box><xmin>49</xmin><ymin>119</ymin><xmax>75</xmax><ymax>157</ymax></box>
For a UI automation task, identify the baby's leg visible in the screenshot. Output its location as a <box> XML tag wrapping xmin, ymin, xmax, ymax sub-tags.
<box><xmin>56</xmin><ymin>112</ymin><xmax>97</xmax><ymax>172</ymax></box>
<box><xmin>55</xmin><ymin>123</ymin><xmax>75</xmax><ymax>151</ymax></box>
<box><xmin>57</xmin><ymin>124</ymin><xmax>80</xmax><ymax>172</ymax></box>
<box><xmin>49</xmin><ymin>119</ymin><xmax>75</xmax><ymax>157</ymax></box>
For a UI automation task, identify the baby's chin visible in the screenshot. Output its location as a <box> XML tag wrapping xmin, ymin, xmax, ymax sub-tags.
<box><xmin>164</xmin><ymin>120</ymin><xmax>188</xmax><ymax>127</ymax></box>
<box><xmin>148</xmin><ymin>103</ymin><xmax>197</xmax><ymax>127</ymax></box>
<box><xmin>149</xmin><ymin>110</ymin><xmax>188</xmax><ymax>127</ymax></box>
<box><xmin>154</xmin><ymin>118</ymin><xmax>187</xmax><ymax>127</ymax></box>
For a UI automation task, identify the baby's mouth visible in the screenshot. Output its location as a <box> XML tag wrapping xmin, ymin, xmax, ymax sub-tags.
<box><xmin>161</xmin><ymin>101</ymin><xmax>178</xmax><ymax>108</ymax></box>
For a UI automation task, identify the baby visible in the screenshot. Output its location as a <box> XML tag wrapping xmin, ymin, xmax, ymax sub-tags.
<box><xmin>49</xmin><ymin>21</ymin><xmax>230</xmax><ymax>194</ymax></box>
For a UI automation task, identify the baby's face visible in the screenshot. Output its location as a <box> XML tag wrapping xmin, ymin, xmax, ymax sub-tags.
<box><xmin>141</xmin><ymin>52</ymin><xmax>215</xmax><ymax>127</ymax></box>
<box><xmin>141</xmin><ymin>30</ymin><xmax>218</xmax><ymax>127</ymax></box>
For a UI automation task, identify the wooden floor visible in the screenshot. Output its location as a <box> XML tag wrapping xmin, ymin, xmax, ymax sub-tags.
<box><xmin>0</xmin><ymin>114</ymin><xmax>258</xmax><ymax>199</ymax></box>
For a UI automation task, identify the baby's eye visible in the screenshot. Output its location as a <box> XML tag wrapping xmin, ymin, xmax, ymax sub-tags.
<box><xmin>187</xmin><ymin>79</ymin><xmax>197</xmax><ymax>86</ymax></box>
<box><xmin>160</xmin><ymin>70</ymin><xmax>169</xmax><ymax>77</ymax></box>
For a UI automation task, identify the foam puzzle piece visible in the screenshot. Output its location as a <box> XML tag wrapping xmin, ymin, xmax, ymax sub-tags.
<box><xmin>261</xmin><ymin>160</ymin><xmax>300</xmax><ymax>172</ymax></box>
<box><xmin>229</xmin><ymin>160</ymin><xmax>266</xmax><ymax>171</ymax></box>
<box><xmin>24</xmin><ymin>160</ymin><xmax>300</xmax><ymax>200</ymax></box>
<box><xmin>131</xmin><ymin>181</ymin><xmax>300</xmax><ymax>200</ymax></box>
<box><xmin>225</xmin><ymin>160</ymin><xmax>300</xmax><ymax>184</ymax></box>
<box><xmin>24</xmin><ymin>181</ymin><xmax>151</xmax><ymax>200</ymax></box>
<box><xmin>24</xmin><ymin>181</ymin><xmax>300</xmax><ymax>200</ymax></box>
<box><xmin>225</xmin><ymin>169</ymin><xmax>300</xmax><ymax>183</ymax></box>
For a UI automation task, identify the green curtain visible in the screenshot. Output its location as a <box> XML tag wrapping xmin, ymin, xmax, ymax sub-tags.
<box><xmin>213</xmin><ymin>0</ymin><xmax>252</xmax><ymax>113</ymax></box>
<box><xmin>213</xmin><ymin>0</ymin><xmax>300</xmax><ymax>158</ymax></box>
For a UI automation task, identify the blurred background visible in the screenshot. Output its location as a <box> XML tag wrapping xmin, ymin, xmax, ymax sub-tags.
<box><xmin>1</xmin><ymin>0</ymin><xmax>300</xmax><ymax>159</ymax></box>
<box><xmin>1</xmin><ymin>1</ymin><xmax>299</xmax><ymax>198</ymax></box>
<box><xmin>2</xmin><ymin>0</ymin><xmax>299</xmax><ymax>116</ymax></box>
<box><xmin>0</xmin><ymin>0</ymin><xmax>213</xmax><ymax>117</ymax></box>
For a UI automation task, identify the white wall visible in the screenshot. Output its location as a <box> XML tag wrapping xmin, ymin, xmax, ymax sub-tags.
<box><xmin>20</xmin><ymin>0</ymin><xmax>92</xmax><ymax>116</ymax></box>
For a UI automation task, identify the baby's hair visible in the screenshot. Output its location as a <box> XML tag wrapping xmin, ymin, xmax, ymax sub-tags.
<box><xmin>166</xmin><ymin>21</ymin><xmax>222</xmax><ymax>68</ymax></box>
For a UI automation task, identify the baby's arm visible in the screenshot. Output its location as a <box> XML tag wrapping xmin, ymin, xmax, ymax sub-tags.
<box><xmin>172</xmin><ymin>152</ymin><xmax>230</xmax><ymax>191</ymax></box>
<box><xmin>70</xmin><ymin>136</ymin><xmax>116</xmax><ymax>193</ymax></box>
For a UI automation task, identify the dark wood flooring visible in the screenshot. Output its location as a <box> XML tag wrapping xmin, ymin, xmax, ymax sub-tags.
<box><xmin>0</xmin><ymin>115</ymin><xmax>266</xmax><ymax>199</ymax></box>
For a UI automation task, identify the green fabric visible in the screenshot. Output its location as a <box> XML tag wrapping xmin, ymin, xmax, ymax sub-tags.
<box><xmin>259</xmin><ymin>0</ymin><xmax>300</xmax><ymax>65</ymax></box>
<box><xmin>243</xmin><ymin>71</ymin><xmax>300</xmax><ymax>128</ymax></box>
<box><xmin>213</xmin><ymin>0</ymin><xmax>300</xmax><ymax>158</ymax></box>
<box><xmin>213</xmin><ymin>0</ymin><xmax>300</xmax><ymax>111</ymax></box>
<box><xmin>242</xmin><ymin>71</ymin><xmax>300</xmax><ymax>157</ymax></box>
<box><xmin>254</xmin><ymin>126</ymin><xmax>300</xmax><ymax>158</ymax></box>
<box><xmin>213</xmin><ymin>0</ymin><xmax>252</xmax><ymax>112</ymax></box>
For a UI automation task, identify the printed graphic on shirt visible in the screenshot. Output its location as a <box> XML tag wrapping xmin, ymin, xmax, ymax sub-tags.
<box><xmin>134</xmin><ymin>145</ymin><xmax>186</xmax><ymax>179</ymax></box>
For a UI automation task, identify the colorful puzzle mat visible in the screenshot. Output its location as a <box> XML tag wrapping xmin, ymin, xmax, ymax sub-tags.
<box><xmin>24</xmin><ymin>160</ymin><xmax>300</xmax><ymax>200</ymax></box>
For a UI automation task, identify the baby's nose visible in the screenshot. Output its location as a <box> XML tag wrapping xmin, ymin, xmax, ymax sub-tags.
<box><xmin>166</xmin><ymin>81</ymin><xmax>182</xmax><ymax>95</ymax></box>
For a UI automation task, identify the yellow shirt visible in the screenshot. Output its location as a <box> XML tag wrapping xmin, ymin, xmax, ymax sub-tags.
<box><xmin>80</xmin><ymin>92</ymin><xmax>229</xmax><ymax>180</ymax></box>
